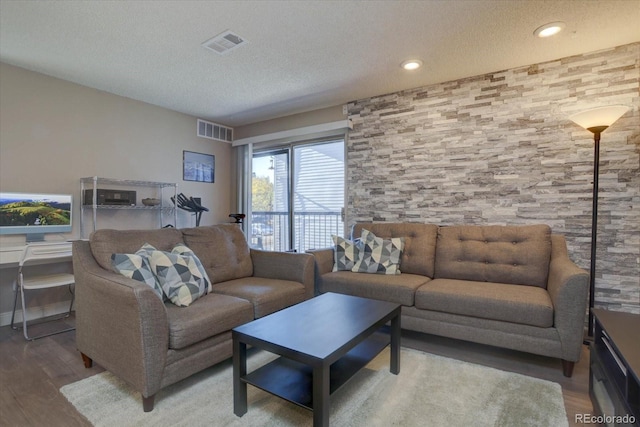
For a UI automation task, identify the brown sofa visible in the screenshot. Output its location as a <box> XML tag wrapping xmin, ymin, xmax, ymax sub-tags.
<box><xmin>72</xmin><ymin>224</ymin><xmax>314</xmax><ymax>411</ymax></box>
<box><xmin>309</xmin><ymin>222</ymin><xmax>589</xmax><ymax>377</ymax></box>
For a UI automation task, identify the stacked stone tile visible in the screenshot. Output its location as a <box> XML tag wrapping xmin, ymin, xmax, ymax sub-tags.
<box><xmin>347</xmin><ymin>43</ymin><xmax>639</xmax><ymax>313</ymax></box>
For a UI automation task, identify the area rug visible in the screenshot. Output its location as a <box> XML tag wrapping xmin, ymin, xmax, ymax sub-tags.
<box><xmin>60</xmin><ymin>347</ymin><xmax>568</xmax><ymax>427</ymax></box>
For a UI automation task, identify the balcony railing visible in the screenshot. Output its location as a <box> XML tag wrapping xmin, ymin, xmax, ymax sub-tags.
<box><xmin>250</xmin><ymin>211</ymin><xmax>343</xmax><ymax>252</ymax></box>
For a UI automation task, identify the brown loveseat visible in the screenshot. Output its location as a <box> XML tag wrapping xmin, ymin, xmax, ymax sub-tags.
<box><xmin>309</xmin><ymin>223</ymin><xmax>589</xmax><ymax>377</ymax></box>
<box><xmin>72</xmin><ymin>224</ymin><xmax>314</xmax><ymax>411</ymax></box>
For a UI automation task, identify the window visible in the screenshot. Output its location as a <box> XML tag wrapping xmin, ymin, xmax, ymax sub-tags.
<box><xmin>251</xmin><ymin>139</ymin><xmax>344</xmax><ymax>252</ymax></box>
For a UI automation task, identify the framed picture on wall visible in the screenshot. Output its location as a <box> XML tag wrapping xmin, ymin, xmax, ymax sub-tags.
<box><xmin>183</xmin><ymin>151</ymin><xmax>215</xmax><ymax>183</ymax></box>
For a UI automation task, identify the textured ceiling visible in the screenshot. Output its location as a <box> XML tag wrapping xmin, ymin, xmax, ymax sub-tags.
<box><xmin>1</xmin><ymin>1</ymin><xmax>638</xmax><ymax>127</ymax></box>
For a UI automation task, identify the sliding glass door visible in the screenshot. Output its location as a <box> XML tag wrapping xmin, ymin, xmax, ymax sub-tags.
<box><xmin>292</xmin><ymin>140</ymin><xmax>344</xmax><ymax>251</ymax></box>
<box><xmin>251</xmin><ymin>139</ymin><xmax>344</xmax><ymax>252</ymax></box>
<box><xmin>251</xmin><ymin>150</ymin><xmax>289</xmax><ymax>251</ymax></box>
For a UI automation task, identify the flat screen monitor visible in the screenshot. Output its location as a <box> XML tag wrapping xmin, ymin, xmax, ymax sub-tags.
<box><xmin>0</xmin><ymin>192</ymin><xmax>73</xmax><ymax>242</ymax></box>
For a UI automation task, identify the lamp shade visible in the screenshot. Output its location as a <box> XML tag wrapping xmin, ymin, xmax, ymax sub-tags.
<box><xmin>569</xmin><ymin>105</ymin><xmax>629</xmax><ymax>130</ymax></box>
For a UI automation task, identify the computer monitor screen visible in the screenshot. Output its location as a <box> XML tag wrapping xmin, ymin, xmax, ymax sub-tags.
<box><xmin>0</xmin><ymin>192</ymin><xmax>73</xmax><ymax>241</ymax></box>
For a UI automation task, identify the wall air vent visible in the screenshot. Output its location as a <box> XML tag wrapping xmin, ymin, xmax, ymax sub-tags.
<box><xmin>197</xmin><ymin>119</ymin><xmax>233</xmax><ymax>143</ymax></box>
<box><xmin>201</xmin><ymin>30</ymin><xmax>247</xmax><ymax>55</ymax></box>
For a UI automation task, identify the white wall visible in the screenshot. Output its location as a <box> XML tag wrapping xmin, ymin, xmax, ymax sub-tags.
<box><xmin>0</xmin><ymin>62</ymin><xmax>234</xmax><ymax>324</ymax></box>
<box><xmin>234</xmin><ymin>105</ymin><xmax>345</xmax><ymax>139</ymax></box>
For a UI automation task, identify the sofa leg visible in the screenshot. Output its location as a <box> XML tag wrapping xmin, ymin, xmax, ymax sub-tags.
<box><xmin>561</xmin><ymin>359</ymin><xmax>575</xmax><ymax>377</ymax></box>
<box><xmin>143</xmin><ymin>394</ymin><xmax>155</xmax><ymax>412</ymax></box>
<box><xmin>80</xmin><ymin>352</ymin><xmax>93</xmax><ymax>368</ymax></box>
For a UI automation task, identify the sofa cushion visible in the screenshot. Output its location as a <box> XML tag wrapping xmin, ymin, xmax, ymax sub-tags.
<box><xmin>319</xmin><ymin>271</ymin><xmax>430</xmax><ymax>306</ymax></box>
<box><xmin>352</xmin><ymin>223</ymin><xmax>438</xmax><ymax>277</ymax></box>
<box><xmin>332</xmin><ymin>235</ymin><xmax>362</xmax><ymax>271</ymax></box>
<box><xmin>211</xmin><ymin>277</ymin><xmax>306</xmax><ymax>318</ymax></box>
<box><xmin>165</xmin><ymin>293</ymin><xmax>254</xmax><ymax>350</ymax></box>
<box><xmin>352</xmin><ymin>229</ymin><xmax>404</xmax><ymax>275</ymax></box>
<box><xmin>181</xmin><ymin>224</ymin><xmax>253</xmax><ymax>283</ymax></box>
<box><xmin>434</xmin><ymin>224</ymin><xmax>552</xmax><ymax>288</ymax></box>
<box><xmin>90</xmin><ymin>228</ymin><xmax>185</xmax><ymax>271</ymax></box>
<box><xmin>414</xmin><ymin>278</ymin><xmax>554</xmax><ymax>328</ymax></box>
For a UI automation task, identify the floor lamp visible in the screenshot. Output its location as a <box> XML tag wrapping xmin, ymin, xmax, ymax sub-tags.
<box><xmin>569</xmin><ymin>105</ymin><xmax>629</xmax><ymax>337</ymax></box>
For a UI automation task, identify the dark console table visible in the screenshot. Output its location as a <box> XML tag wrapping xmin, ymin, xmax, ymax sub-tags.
<box><xmin>590</xmin><ymin>308</ymin><xmax>640</xmax><ymax>426</ymax></box>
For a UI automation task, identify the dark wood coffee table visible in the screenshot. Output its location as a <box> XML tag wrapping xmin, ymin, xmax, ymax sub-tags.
<box><xmin>232</xmin><ymin>292</ymin><xmax>401</xmax><ymax>427</ymax></box>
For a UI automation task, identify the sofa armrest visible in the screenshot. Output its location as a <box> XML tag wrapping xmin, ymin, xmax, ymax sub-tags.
<box><xmin>250</xmin><ymin>249</ymin><xmax>315</xmax><ymax>299</ymax></box>
<box><xmin>306</xmin><ymin>247</ymin><xmax>334</xmax><ymax>275</ymax></box>
<box><xmin>546</xmin><ymin>235</ymin><xmax>589</xmax><ymax>361</ymax></box>
<box><xmin>72</xmin><ymin>241</ymin><xmax>169</xmax><ymax>398</ymax></box>
<box><xmin>307</xmin><ymin>248</ymin><xmax>335</xmax><ymax>283</ymax></box>
<box><xmin>306</xmin><ymin>248</ymin><xmax>334</xmax><ymax>295</ymax></box>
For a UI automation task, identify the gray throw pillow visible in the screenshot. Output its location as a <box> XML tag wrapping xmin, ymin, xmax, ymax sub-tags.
<box><xmin>332</xmin><ymin>235</ymin><xmax>362</xmax><ymax>271</ymax></box>
<box><xmin>352</xmin><ymin>229</ymin><xmax>404</xmax><ymax>275</ymax></box>
<box><xmin>148</xmin><ymin>245</ymin><xmax>212</xmax><ymax>307</ymax></box>
<box><xmin>111</xmin><ymin>252</ymin><xmax>163</xmax><ymax>300</ymax></box>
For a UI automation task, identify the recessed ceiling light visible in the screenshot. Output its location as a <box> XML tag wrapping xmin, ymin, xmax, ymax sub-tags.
<box><xmin>401</xmin><ymin>59</ymin><xmax>423</xmax><ymax>71</ymax></box>
<box><xmin>533</xmin><ymin>21</ymin><xmax>565</xmax><ymax>38</ymax></box>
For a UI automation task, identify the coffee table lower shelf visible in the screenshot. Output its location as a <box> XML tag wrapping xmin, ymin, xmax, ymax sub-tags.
<box><xmin>241</xmin><ymin>330</ymin><xmax>389</xmax><ymax>410</ymax></box>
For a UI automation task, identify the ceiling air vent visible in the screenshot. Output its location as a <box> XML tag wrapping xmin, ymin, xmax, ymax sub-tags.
<box><xmin>202</xmin><ymin>30</ymin><xmax>247</xmax><ymax>55</ymax></box>
<box><xmin>197</xmin><ymin>119</ymin><xmax>233</xmax><ymax>143</ymax></box>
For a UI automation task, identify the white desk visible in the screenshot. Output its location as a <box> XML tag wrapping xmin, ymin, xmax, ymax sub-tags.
<box><xmin>0</xmin><ymin>245</ymin><xmax>27</xmax><ymax>268</ymax></box>
<box><xmin>0</xmin><ymin>242</ymin><xmax>74</xmax><ymax>268</ymax></box>
<box><xmin>2</xmin><ymin>241</ymin><xmax>76</xmax><ymax>337</ymax></box>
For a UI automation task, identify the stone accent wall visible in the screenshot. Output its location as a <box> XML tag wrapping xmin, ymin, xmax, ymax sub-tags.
<box><xmin>347</xmin><ymin>43</ymin><xmax>639</xmax><ymax>314</ymax></box>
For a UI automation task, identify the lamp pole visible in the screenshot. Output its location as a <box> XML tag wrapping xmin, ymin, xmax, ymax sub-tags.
<box><xmin>587</xmin><ymin>126</ymin><xmax>607</xmax><ymax>337</ymax></box>
<box><xmin>569</xmin><ymin>105</ymin><xmax>629</xmax><ymax>338</ymax></box>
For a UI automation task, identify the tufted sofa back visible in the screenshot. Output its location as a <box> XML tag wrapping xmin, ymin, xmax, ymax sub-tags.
<box><xmin>182</xmin><ymin>224</ymin><xmax>253</xmax><ymax>283</ymax></box>
<box><xmin>90</xmin><ymin>224</ymin><xmax>253</xmax><ymax>284</ymax></box>
<box><xmin>90</xmin><ymin>227</ymin><xmax>185</xmax><ymax>270</ymax></box>
<box><xmin>351</xmin><ymin>222</ymin><xmax>438</xmax><ymax>277</ymax></box>
<box><xmin>434</xmin><ymin>224</ymin><xmax>552</xmax><ymax>288</ymax></box>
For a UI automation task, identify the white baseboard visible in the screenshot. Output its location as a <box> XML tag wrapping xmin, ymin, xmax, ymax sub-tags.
<box><xmin>0</xmin><ymin>300</ymin><xmax>74</xmax><ymax>327</ymax></box>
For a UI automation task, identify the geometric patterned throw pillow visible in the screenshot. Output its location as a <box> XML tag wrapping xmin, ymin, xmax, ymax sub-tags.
<box><xmin>111</xmin><ymin>252</ymin><xmax>164</xmax><ymax>300</ymax></box>
<box><xmin>148</xmin><ymin>247</ymin><xmax>211</xmax><ymax>307</ymax></box>
<box><xmin>171</xmin><ymin>244</ymin><xmax>212</xmax><ymax>294</ymax></box>
<box><xmin>351</xmin><ymin>229</ymin><xmax>404</xmax><ymax>275</ymax></box>
<box><xmin>136</xmin><ymin>242</ymin><xmax>158</xmax><ymax>256</ymax></box>
<box><xmin>332</xmin><ymin>235</ymin><xmax>362</xmax><ymax>271</ymax></box>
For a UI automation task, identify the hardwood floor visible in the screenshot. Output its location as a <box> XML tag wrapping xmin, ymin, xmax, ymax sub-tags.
<box><xmin>0</xmin><ymin>314</ymin><xmax>592</xmax><ymax>426</ymax></box>
<box><xmin>0</xmin><ymin>315</ymin><xmax>100</xmax><ymax>427</ymax></box>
